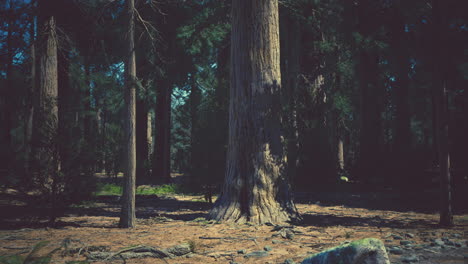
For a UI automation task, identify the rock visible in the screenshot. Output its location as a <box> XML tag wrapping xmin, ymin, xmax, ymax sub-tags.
<box><xmin>384</xmin><ymin>239</ymin><xmax>393</xmax><ymax>243</ymax></box>
<box><xmin>392</xmin><ymin>234</ymin><xmax>404</xmax><ymax>240</ymax></box>
<box><xmin>166</xmin><ymin>243</ymin><xmax>191</xmax><ymax>256</ymax></box>
<box><xmin>405</xmin><ymin>233</ymin><xmax>415</xmax><ymax>238</ymax></box>
<box><xmin>444</xmin><ymin>239</ymin><xmax>455</xmax><ymax>246</ymax></box>
<box><xmin>284</xmin><ymin>259</ymin><xmax>296</xmax><ymax>264</ymax></box>
<box><xmin>284</xmin><ymin>229</ymin><xmax>295</xmax><ymax>240</ymax></box>
<box><xmin>207</xmin><ymin>252</ymin><xmax>221</xmax><ymax>258</ymax></box>
<box><xmin>185</xmin><ymin>253</ymin><xmax>195</xmax><ymax>258</ymax></box>
<box><xmin>272</xmin><ymin>239</ymin><xmax>281</xmax><ymax>244</ymax></box>
<box><xmin>237</xmin><ymin>249</ymin><xmax>247</xmax><ymax>254</ymax></box>
<box><xmin>87</xmin><ymin>250</ymin><xmax>172</xmax><ymax>261</ymax></box>
<box><xmin>264</xmin><ymin>246</ymin><xmax>273</xmax><ymax>251</ymax></box>
<box><xmin>431</xmin><ymin>239</ymin><xmax>444</xmax><ymax>247</ymax></box>
<box><xmin>244</xmin><ymin>251</ymin><xmax>269</xmax><ymax>258</ymax></box>
<box><xmin>301</xmin><ymin>238</ymin><xmax>390</xmax><ymax>264</ymax></box>
<box><xmin>388</xmin><ymin>246</ymin><xmax>404</xmax><ymax>255</ymax></box>
<box><xmin>400</xmin><ymin>240</ymin><xmax>413</xmax><ymax>246</ymax></box>
<box><xmin>401</xmin><ymin>254</ymin><xmax>419</xmax><ymax>263</ymax></box>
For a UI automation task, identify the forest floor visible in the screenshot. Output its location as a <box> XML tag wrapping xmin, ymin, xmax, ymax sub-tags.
<box><xmin>0</xmin><ymin>177</ymin><xmax>467</xmax><ymax>264</ymax></box>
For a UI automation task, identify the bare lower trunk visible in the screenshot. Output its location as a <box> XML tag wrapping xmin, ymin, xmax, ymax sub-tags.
<box><xmin>337</xmin><ymin>137</ymin><xmax>345</xmax><ymax>171</ymax></box>
<box><xmin>37</xmin><ymin>3</ymin><xmax>59</xmax><ymax>223</ymax></box>
<box><xmin>153</xmin><ymin>79</ymin><xmax>172</xmax><ymax>183</ymax></box>
<box><xmin>2</xmin><ymin>0</ymin><xmax>14</xmax><ymax>176</ymax></box>
<box><xmin>120</xmin><ymin>0</ymin><xmax>136</xmax><ymax>228</ymax></box>
<box><xmin>433</xmin><ymin>0</ymin><xmax>453</xmax><ymax>227</ymax></box>
<box><xmin>147</xmin><ymin>112</ymin><xmax>153</xmax><ymax>157</ymax></box>
<box><xmin>25</xmin><ymin>15</ymin><xmax>36</xmax><ymax>177</ymax></box>
<box><xmin>136</xmin><ymin>101</ymin><xmax>149</xmax><ymax>183</ymax></box>
<box><xmin>280</xmin><ymin>8</ymin><xmax>300</xmax><ymax>185</ymax></box>
<box><xmin>209</xmin><ymin>0</ymin><xmax>300</xmax><ymax>224</ymax></box>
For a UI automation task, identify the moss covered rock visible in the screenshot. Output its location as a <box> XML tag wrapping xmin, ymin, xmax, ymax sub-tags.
<box><xmin>301</xmin><ymin>238</ymin><xmax>390</xmax><ymax>264</ymax></box>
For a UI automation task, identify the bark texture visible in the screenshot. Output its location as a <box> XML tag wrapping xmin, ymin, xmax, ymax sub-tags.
<box><xmin>280</xmin><ymin>8</ymin><xmax>300</xmax><ymax>185</ymax></box>
<box><xmin>136</xmin><ymin>101</ymin><xmax>149</xmax><ymax>184</ymax></box>
<box><xmin>432</xmin><ymin>0</ymin><xmax>453</xmax><ymax>227</ymax></box>
<box><xmin>120</xmin><ymin>0</ymin><xmax>137</xmax><ymax>228</ymax></box>
<box><xmin>209</xmin><ymin>0</ymin><xmax>300</xmax><ymax>224</ymax></box>
<box><xmin>152</xmin><ymin>78</ymin><xmax>172</xmax><ymax>183</ymax></box>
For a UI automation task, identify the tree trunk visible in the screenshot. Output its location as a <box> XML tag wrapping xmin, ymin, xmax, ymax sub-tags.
<box><xmin>25</xmin><ymin>7</ymin><xmax>37</xmax><ymax>179</ymax></box>
<box><xmin>147</xmin><ymin>112</ymin><xmax>153</xmax><ymax>157</ymax></box>
<box><xmin>37</xmin><ymin>0</ymin><xmax>59</xmax><ymax>223</ymax></box>
<box><xmin>337</xmin><ymin>137</ymin><xmax>345</xmax><ymax>171</ymax></box>
<box><xmin>152</xmin><ymin>79</ymin><xmax>172</xmax><ymax>183</ymax></box>
<box><xmin>83</xmin><ymin>57</ymin><xmax>92</xmax><ymax>144</ymax></box>
<box><xmin>119</xmin><ymin>0</ymin><xmax>137</xmax><ymax>228</ymax></box>
<box><xmin>356</xmin><ymin>0</ymin><xmax>382</xmax><ymax>185</ymax></box>
<box><xmin>2</xmin><ymin>0</ymin><xmax>14</xmax><ymax>176</ymax></box>
<box><xmin>391</xmin><ymin>4</ymin><xmax>412</xmax><ymax>186</ymax></box>
<box><xmin>280</xmin><ymin>8</ymin><xmax>300</xmax><ymax>185</ymax></box>
<box><xmin>432</xmin><ymin>0</ymin><xmax>453</xmax><ymax>227</ymax></box>
<box><xmin>358</xmin><ymin>51</ymin><xmax>381</xmax><ymax>184</ymax></box>
<box><xmin>209</xmin><ymin>0</ymin><xmax>300</xmax><ymax>224</ymax></box>
<box><xmin>189</xmin><ymin>74</ymin><xmax>201</xmax><ymax>180</ymax></box>
<box><xmin>136</xmin><ymin>101</ymin><xmax>149</xmax><ymax>184</ymax></box>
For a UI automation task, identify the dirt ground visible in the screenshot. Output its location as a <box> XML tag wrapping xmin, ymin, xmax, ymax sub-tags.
<box><xmin>1</xmin><ymin>188</ymin><xmax>467</xmax><ymax>264</ymax></box>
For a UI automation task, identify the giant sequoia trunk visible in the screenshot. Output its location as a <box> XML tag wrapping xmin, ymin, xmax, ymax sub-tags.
<box><xmin>209</xmin><ymin>0</ymin><xmax>300</xmax><ymax>224</ymax></box>
<box><xmin>120</xmin><ymin>0</ymin><xmax>137</xmax><ymax>228</ymax></box>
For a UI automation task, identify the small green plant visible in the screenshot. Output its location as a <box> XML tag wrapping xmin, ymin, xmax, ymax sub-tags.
<box><xmin>0</xmin><ymin>241</ymin><xmax>63</xmax><ymax>264</ymax></box>
<box><xmin>345</xmin><ymin>231</ymin><xmax>354</xmax><ymax>239</ymax></box>
<box><xmin>94</xmin><ymin>183</ymin><xmax>184</xmax><ymax>196</ymax></box>
<box><xmin>70</xmin><ymin>200</ymin><xmax>98</xmax><ymax>208</ymax></box>
<box><xmin>187</xmin><ymin>240</ymin><xmax>198</xmax><ymax>253</ymax></box>
<box><xmin>94</xmin><ymin>183</ymin><xmax>123</xmax><ymax>196</ymax></box>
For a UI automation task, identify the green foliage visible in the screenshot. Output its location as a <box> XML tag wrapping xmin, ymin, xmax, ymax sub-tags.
<box><xmin>94</xmin><ymin>183</ymin><xmax>184</xmax><ymax>196</ymax></box>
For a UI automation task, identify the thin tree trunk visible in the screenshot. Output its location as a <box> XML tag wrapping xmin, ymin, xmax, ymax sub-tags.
<box><xmin>209</xmin><ymin>0</ymin><xmax>300</xmax><ymax>224</ymax></box>
<box><xmin>433</xmin><ymin>0</ymin><xmax>453</xmax><ymax>227</ymax></box>
<box><xmin>337</xmin><ymin>137</ymin><xmax>345</xmax><ymax>171</ymax></box>
<box><xmin>358</xmin><ymin>51</ymin><xmax>381</xmax><ymax>184</ymax></box>
<box><xmin>391</xmin><ymin>4</ymin><xmax>412</xmax><ymax>185</ymax></box>
<box><xmin>356</xmin><ymin>0</ymin><xmax>382</xmax><ymax>185</ymax></box>
<box><xmin>2</xmin><ymin>0</ymin><xmax>14</xmax><ymax>176</ymax></box>
<box><xmin>190</xmin><ymin>74</ymin><xmax>201</xmax><ymax>180</ymax></box>
<box><xmin>147</xmin><ymin>112</ymin><xmax>152</xmax><ymax>157</ymax></box>
<box><xmin>25</xmin><ymin>8</ymin><xmax>36</xmax><ymax>179</ymax></box>
<box><xmin>120</xmin><ymin>0</ymin><xmax>136</xmax><ymax>228</ymax></box>
<box><xmin>281</xmin><ymin>9</ymin><xmax>300</xmax><ymax>185</ymax></box>
<box><xmin>136</xmin><ymin>101</ymin><xmax>149</xmax><ymax>183</ymax></box>
<box><xmin>152</xmin><ymin>79</ymin><xmax>172</xmax><ymax>183</ymax></box>
<box><xmin>83</xmin><ymin>57</ymin><xmax>92</xmax><ymax>144</ymax></box>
